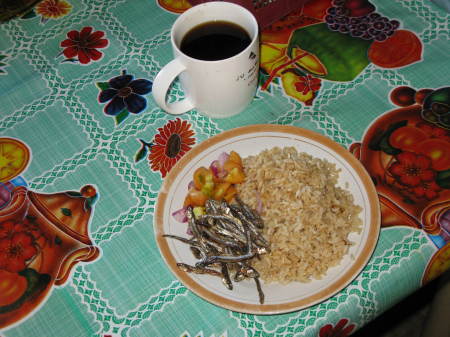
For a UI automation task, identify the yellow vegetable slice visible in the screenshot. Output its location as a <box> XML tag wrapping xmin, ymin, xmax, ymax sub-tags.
<box><xmin>0</xmin><ymin>138</ymin><xmax>30</xmax><ymax>182</ymax></box>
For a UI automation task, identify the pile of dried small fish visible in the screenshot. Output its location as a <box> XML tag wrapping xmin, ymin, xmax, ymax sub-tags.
<box><xmin>164</xmin><ymin>197</ymin><xmax>269</xmax><ymax>304</ymax></box>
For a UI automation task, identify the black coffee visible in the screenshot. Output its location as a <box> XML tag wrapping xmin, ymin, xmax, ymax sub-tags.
<box><xmin>180</xmin><ymin>21</ymin><xmax>251</xmax><ymax>61</ymax></box>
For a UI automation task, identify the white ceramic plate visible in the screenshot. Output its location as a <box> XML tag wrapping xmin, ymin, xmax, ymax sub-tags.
<box><xmin>155</xmin><ymin>125</ymin><xmax>380</xmax><ymax>314</ymax></box>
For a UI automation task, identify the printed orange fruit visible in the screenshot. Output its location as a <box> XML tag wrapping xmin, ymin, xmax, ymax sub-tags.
<box><xmin>423</xmin><ymin>243</ymin><xmax>450</xmax><ymax>284</ymax></box>
<box><xmin>388</xmin><ymin>126</ymin><xmax>428</xmax><ymax>152</ymax></box>
<box><xmin>0</xmin><ymin>138</ymin><xmax>30</xmax><ymax>182</ymax></box>
<box><xmin>414</xmin><ymin>138</ymin><xmax>450</xmax><ymax>171</ymax></box>
<box><xmin>368</xmin><ymin>30</ymin><xmax>422</xmax><ymax>68</ymax></box>
<box><xmin>415</xmin><ymin>89</ymin><xmax>434</xmax><ymax>105</ymax></box>
<box><xmin>157</xmin><ymin>0</ymin><xmax>191</xmax><ymax>14</ymax></box>
<box><xmin>0</xmin><ymin>270</ymin><xmax>27</xmax><ymax>306</ymax></box>
<box><xmin>390</xmin><ymin>86</ymin><xmax>417</xmax><ymax>107</ymax></box>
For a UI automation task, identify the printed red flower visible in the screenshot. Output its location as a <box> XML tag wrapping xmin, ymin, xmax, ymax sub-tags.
<box><xmin>388</xmin><ymin>151</ymin><xmax>435</xmax><ymax>187</ymax></box>
<box><xmin>0</xmin><ymin>232</ymin><xmax>37</xmax><ymax>273</ymax></box>
<box><xmin>60</xmin><ymin>26</ymin><xmax>108</xmax><ymax>64</ymax></box>
<box><xmin>148</xmin><ymin>118</ymin><xmax>195</xmax><ymax>178</ymax></box>
<box><xmin>319</xmin><ymin>318</ymin><xmax>355</xmax><ymax>337</ymax></box>
<box><xmin>295</xmin><ymin>74</ymin><xmax>321</xmax><ymax>95</ymax></box>
<box><xmin>409</xmin><ymin>180</ymin><xmax>441</xmax><ymax>200</ymax></box>
<box><xmin>36</xmin><ymin>0</ymin><xmax>72</xmax><ymax>19</ymax></box>
<box><xmin>0</xmin><ymin>220</ymin><xmax>27</xmax><ymax>239</ymax></box>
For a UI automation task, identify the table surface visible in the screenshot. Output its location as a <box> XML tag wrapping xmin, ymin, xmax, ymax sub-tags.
<box><xmin>0</xmin><ymin>0</ymin><xmax>449</xmax><ymax>336</ymax></box>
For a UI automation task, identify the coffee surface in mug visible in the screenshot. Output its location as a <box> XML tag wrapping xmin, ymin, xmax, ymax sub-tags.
<box><xmin>180</xmin><ymin>21</ymin><xmax>251</xmax><ymax>61</ymax></box>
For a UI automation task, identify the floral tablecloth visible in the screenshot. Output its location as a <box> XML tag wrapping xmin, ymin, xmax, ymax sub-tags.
<box><xmin>0</xmin><ymin>0</ymin><xmax>449</xmax><ymax>336</ymax></box>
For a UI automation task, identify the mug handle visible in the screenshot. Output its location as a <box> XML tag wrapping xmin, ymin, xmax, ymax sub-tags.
<box><xmin>152</xmin><ymin>58</ymin><xmax>194</xmax><ymax>115</ymax></box>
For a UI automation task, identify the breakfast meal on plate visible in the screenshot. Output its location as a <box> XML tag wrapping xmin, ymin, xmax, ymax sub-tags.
<box><xmin>165</xmin><ymin>147</ymin><xmax>362</xmax><ymax>303</ymax></box>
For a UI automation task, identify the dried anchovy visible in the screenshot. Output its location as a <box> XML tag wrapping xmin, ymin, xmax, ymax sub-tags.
<box><xmin>234</xmin><ymin>262</ymin><xmax>259</xmax><ymax>282</ymax></box>
<box><xmin>165</xmin><ymin>198</ymin><xmax>268</xmax><ymax>304</ymax></box>
<box><xmin>201</xmin><ymin>227</ymin><xmax>245</xmax><ymax>250</ymax></box>
<box><xmin>254</xmin><ymin>277</ymin><xmax>264</xmax><ymax>304</ymax></box>
<box><xmin>163</xmin><ymin>234</ymin><xmax>198</xmax><ymax>246</ymax></box>
<box><xmin>221</xmin><ymin>263</ymin><xmax>233</xmax><ymax>290</ymax></box>
<box><xmin>235</xmin><ymin>195</ymin><xmax>264</xmax><ymax>228</ymax></box>
<box><xmin>177</xmin><ymin>263</ymin><xmax>222</xmax><ymax>277</ymax></box>
<box><xmin>190</xmin><ymin>246</ymin><xmax>203</xmax><ymax>259</ymax></box>
<box><xmin>197</xmin><ymin>251</ymin><xmax>255</xmax><ymax>266</ymax></box>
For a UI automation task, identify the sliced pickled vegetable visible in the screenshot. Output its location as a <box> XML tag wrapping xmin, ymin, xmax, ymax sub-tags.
<box><xmin>188</xmin><ymin>188</ymin><xmax>208</xmax><ymax>206</ymax></box>
<box><xmin>212</xmin><ymin>182</ymin><xmax>231</xmax><ymax>201</ymax></box>
<box><xmin>173</xmin><ymin>151</ymin><xmax>246</xmax><ymax>221</ymax></box>
<box><xmin>223</xmin><ymin>159</ymin><xmax>242</xmax><ymax>173</ymax></box>
<box><xmin>228</xmin><ymin>150</ymin><xmax>243</xmax><ymax>166</ymax></box>
<box><xmin>224</xmin><ymin>185</ymin><xmax>238</xmax><ymax>203</ymax></box>
<box><xmin>224</xmin><ymin>167</ymin><xmax>246</xmax><ymax>184</ymax></box>
<box><xmin>193</xmin><ymin>206</ymin><xmax>205</xmax><ymax>218</ymax></box>
<box><xmin>193</xmin><ymin>167</ymin><xmax>214</xmax><ymax>190</ymax></box>
<box><xmin>183</xmin><ymin>195</ymin><xmax>192</xmax><ymax>207</ymax></box>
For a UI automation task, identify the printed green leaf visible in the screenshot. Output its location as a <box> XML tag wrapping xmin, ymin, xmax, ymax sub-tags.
<box><xmin>61</xmin><ymin>208</ymin><xmax>72</xmax><ymax>216</ymax></box>
<box><xmin>21</xmin><ymin>9</ymin><xmax>37</xmax><ymax>19</ymax></box>
<box><xmin>61</xmin><ymin>58</ymin><xmax>78</xmax><ymax>63</ymax></box>
<box><xmin>288</xmin><ymin>23</ymin><xmax>371</xmax><ymax>81</ymax></box>
<box><xmin>378</xmin><ymin>135</ymin><xmax>401</xmax><ymax>155</ymax></box>
<box><xmin>0</xmin><ymin>55</ymin><xmax>6</xmax><ymax>61</ymax></box>
<box><xmin>134</xmin><ymin>145</ymin><xmax>148</xmax><ymax>163</ymax></box>
<box><xmin>66</xmin><ymin>191</ymin><xmax>82</xmax><ymax>197</ymax></box>
<box><xmin>403</xmin><ymin>198</ymin><xmax>415</xmax><ymax>205</ymax></box>
<box><xmin>369</xmin><ymin>120</ymin><xmax>407</xmax><ymax>155</ymax></box>
<box><xmin>26</xmin><ymin>215</ymin><xmax>38</xmax><ymax>222</ymax></box>
<box><xmin>436</xmin><ymin>169</ymin><xmax>450</xmax><ymax>189</ymax></box>
<box><xmin>114</xmin><ymin>109</ymin><xmax>130</xmax><ymax>125</ymax></box>
<box><xmin>54</xmin><ymin>236</ymin><xmax>63</xmax><ymax>245</ymax></box>
<box><xmin>96</xmin><ymin>82</ymin><xmax>110</xmax><ymax>91</ymax></box>
<box><xmin>258</xmin><ymin>70</ymin><xmax>271</xmax><ymax>91</ymax></box>
<box><xmin>368</xmin><ymin>130</ymin><xmax>385</xmax><ymax>151</ymax></box>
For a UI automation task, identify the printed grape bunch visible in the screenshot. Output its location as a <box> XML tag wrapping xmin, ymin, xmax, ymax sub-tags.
<box><xmin>325</xmin><ymin>0</ymin><xmax>400</xmax><ymax>41</ymax></box>
<box><xmin>421</xmin><ymin>88</ymin><xmax>450</xmax><ymax>130</ymax></box>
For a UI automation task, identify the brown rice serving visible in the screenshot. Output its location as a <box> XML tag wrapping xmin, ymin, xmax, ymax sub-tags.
<box><xmin>237</xmin><ymin>146</ymin><xmax>362</xmax><ymax>284</ymax></box>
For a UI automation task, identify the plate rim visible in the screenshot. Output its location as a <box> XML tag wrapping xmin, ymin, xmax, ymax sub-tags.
<box><xmin>155</xmin><ymin>124</ymin><xmax>381</xmax><ymax>314</ymax></box>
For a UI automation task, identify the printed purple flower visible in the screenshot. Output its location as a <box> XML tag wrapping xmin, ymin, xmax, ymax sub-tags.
<box><xmin>98</xmin><ymin>71</ymin><xmax>152</xmax><ymax>115</ymax></box>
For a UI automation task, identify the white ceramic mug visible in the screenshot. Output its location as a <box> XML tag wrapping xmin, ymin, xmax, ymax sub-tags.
<box><xmin>152</xmin><ymin>2</ymin><xmax>259</xmax><ymax>118</ymax></box>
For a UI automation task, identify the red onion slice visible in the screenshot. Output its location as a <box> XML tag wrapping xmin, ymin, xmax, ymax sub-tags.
<box><xmin>255</xmin><ymin>191</ymin><xmax>263</xmax><ymax>214</ymax></box>
<box><xmin>210</xmin><ymin>160</ymin><xmax>220</xmax><ymax>178</ymax></box>
<box><xmin>218</xmin><ymin>152</ymin><xmax>229</xmax><ymax>167</ymax></box>
<box><xmin>172</xmin><ymin>207</ymin><xmax>188</xmax><ymax>223</ymax></box>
